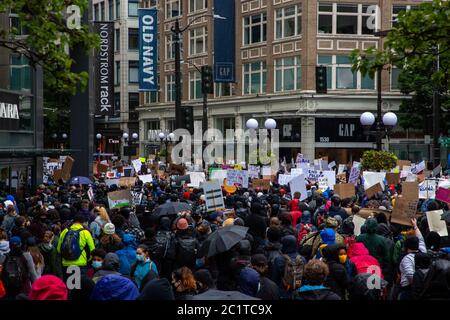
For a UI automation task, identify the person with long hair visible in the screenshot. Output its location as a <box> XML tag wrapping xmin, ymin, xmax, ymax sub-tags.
<box><xmin>171</xmin><ymin>267</ymin><xmax>197</xmax><ymax>299</ymax></box>
<box><xmin>90</xmin><ymin>206</ymin><xmax>111</xmax><ymax>244</ymax></box>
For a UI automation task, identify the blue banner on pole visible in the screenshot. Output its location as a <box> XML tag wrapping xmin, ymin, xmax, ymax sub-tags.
<box><xmin>214</xmin><ymin>0</ymin><xmax>235</xmax><ymax>83</ymax></box>
<box><xmin>139</xmin><ymin>8</ymin><xmax>158</xmax><ymax>91</ymax></box>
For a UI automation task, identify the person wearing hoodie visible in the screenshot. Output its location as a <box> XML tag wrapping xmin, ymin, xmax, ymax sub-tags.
<box><xmin>321</xmin><ymin>244</ymin><xmax>350</xmax><ymax>299</ymax></box>
<box><xmin>0</xmin><ymin>228</ymin><xmax>9</xmax><ymax>256</ymax></box>
<box><xmin>251</xmin><ymin>254</ymin><xmax>280</xmax><ymax>300</ymax></box>
<box><xmin>264</xmin><ymin>226</ymin><xmax>283</xmax><ymax>276</ymax></box>
<box><xmin>315</xmin><ymin>228</ymin><xmax>336</xmax><ymax>259</ymax></box>
<box><xmin>38</xmin><ymin>231</ymin><xmax>63</xmax><ymax>279</ymax></box>
<box><xmin>271</xmin><ymin>235</ymin><xmax>305</xmax><ymax>299</ymax></box>
<box><xmin>288</xmin><ymin>192</ymin><xmax>302</xmax><ymax>227</ymax></box>
<box><xmin>115</xmin><ymin>233</ymin><xmax>137</xmax><ymax>276</ymax></box>
<box><xmin>1</xmin><ymin>205</ymin><xmax>18</xmax><ymax>237</ymax></box>
<box><xmin>91</xmin><ymin>274</ymin><xmax>139</xmax><ymax>300</ymax></box>
<box><xmin>238</xmin><ymin>267</ymin><xmax>261</xmax><ymax>298</ymax></box>
<box><xmin>349</xmin><ymin>242</ymin><xmax>383</xmax><ymax>278</ymax></box>
<box><xmin>137</xmin><ymin>278</ymin><xmax>175</xmax><ymax>300</ymax></box>
<box><xmin>295</xmin><ymin>259</ymin><xmax>341</xmax><ymax>300</ymax></box>
<box><xmin>296</xmin><ymin>210</ymin><xmax>316</xmax><ymax>245</ymax></box>
<box><xmin>92</xmin><ymin>252</ymin><xmax>122</xmax><ymax>283</ymax></box>
<box><xmin>356</xmin><ymin>218</ymin><xmax>391</xmax><ymax>282</ymax></box>
<box><xmin>28</xmin><ymin>275</ymin><xmax>68</xmax><ymax>300</ymax></box>
<box><xmin>328</xmin><ymin>196</ymin><xmax>348</xmax><ymax>221</ymax></box>
<box><xmin>130</xmin><ymin>244</ymin><xmax>159</xmax><ymax>290</ymax></box>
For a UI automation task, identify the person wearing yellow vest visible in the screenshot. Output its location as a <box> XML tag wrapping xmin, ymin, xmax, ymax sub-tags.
<box><xmin>57</xmin><ymin>214</ymin><xmax>95</xmax><ymax>279</ymax></box>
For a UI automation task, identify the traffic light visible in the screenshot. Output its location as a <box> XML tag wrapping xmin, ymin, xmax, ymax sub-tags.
<box><xmin>201</xmin><ymin>65</ymin><xmax>214</xmax><ymax>94</ymax></box>
<box><xmin>316</xmin><ymin>66</ymin><xmax>327</xmax><ymax>94</ymax></box>
<box><xmin>181</xmin><ymin>105</ymin><xmax>194</xmax><ymax>134</ymax></box>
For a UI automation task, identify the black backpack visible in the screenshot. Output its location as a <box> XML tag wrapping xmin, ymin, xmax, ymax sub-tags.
<box><xmin>176</xmin><ymin>236</ymin><xmax>197</xmax><ymax>268</ymax></box>
<box><xmin>60</xmin><ymin>228</ymin><xmax>86</xmax><ymax>261</ymax></box>
<box><xmin>418</xmin><ymin>258</ymin><xmax>450</xmax><ymax>300</ymax></box>
<box><xmin>3</xmin><ymin>254</ymin><xmax>28</xmax><ymax>291</ymax></box>
<box><xmin>154</xmin><ymin>231</ymin><xmax>175</xmax><ymax>260</ymax></box>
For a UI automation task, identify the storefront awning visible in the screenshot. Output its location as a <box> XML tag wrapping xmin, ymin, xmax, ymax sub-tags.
<box><xmin>0</xmin><ymin>148</ymin><xmax>79</xmax><ymax>158</ymax></box>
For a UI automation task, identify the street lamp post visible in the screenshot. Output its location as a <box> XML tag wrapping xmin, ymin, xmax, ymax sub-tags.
<box><xmin>360</xmin><ymin>111</ymin><xmax>397</xmax><ymax>151</ymax></box>
<box><xmin>158</xmin><ymin>132</ymin><xmax>175</xmax><ymax>163</ymax></box>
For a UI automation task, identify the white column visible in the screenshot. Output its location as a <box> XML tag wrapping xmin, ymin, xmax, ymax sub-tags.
<box><xmin>301</xmin><ymin>116</ymin><xmax>315</xmax><ymax>161</ymax></box>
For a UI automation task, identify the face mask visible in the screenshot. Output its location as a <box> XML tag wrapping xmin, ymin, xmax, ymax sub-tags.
<box><xmin>339</xmin><ymin>254</ymin><xmax>347</xmax><ymax>264</ymax></box>
<box><xmin>136</xmin><ymin>254</ymin><xmax>145</xmax><ymax>262</ymax></box>
<box><xmin>92</xmin><ymin>261</ymin><xmax>103</xmax><ymax>269</ymax></box>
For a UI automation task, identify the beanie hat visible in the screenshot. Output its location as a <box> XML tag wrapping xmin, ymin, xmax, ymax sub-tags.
<box><xmin>223</xmin><ymin>218</ymin><xmax>234</xmax><ymax>227</ymax></box>
<box><xmin>176</xmin><ymin>218</ymin><xmax>189</xmax><ymax>230</ymax></box>
<box><xmin>320</xmin><ymin>228</ymin><xmax>336</xmax><ymax>245</ymax></box>
<box><xmin>103</xmin><ymin>223</ymin><xmax>116</xmax><ymax>235</ymax></box>
<box><xmin>183</xmin><ymin>192</ymin><xmax>191</xmax><ymax>200</ymax></box>
<box><xmin>29</xmin><ymin>275</ymin><xmax>68</xmax><ymax>300</ymax></box>
<box><xmin>9</xmin><ymin>236</ymin><xmax>21</xmax><ymax>247</ymax></box>
<box><xmin>3</xmin><ymin>200</ymin><xmax>14</xmax><ymax>209</ymax></box>
<box><xmin>404</xmin><ymin>236</ymin><xmax>420</xmax><ymax>251</ymax></box>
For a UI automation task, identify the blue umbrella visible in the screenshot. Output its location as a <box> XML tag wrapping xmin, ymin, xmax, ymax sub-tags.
<box><xmin>69</xmin><ymin>176</ymin><xmax>93</xmax><ymax>185</ymax></box>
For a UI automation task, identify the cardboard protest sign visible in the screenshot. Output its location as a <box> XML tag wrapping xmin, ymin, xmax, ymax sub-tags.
<box><xmin>107</xmin><ymin>189</ymin><xmax>132</xmax><ymax>209</ymax></box>
<box><xmin>386</xmin><ymin>173</ymin><xmax>400</xmax><ymax>185</ymax></box>
<box><xmin>252</xmin><ymin>179</ymin><xmax>271</xmax><ymax>190</ymax></box>
<box><xmin>352</xmin><ymin>215</ymin><xmax>366</xmax><ymax>236</ymax></box>
<box><xmin>188</xmin><ymin>172</ymin><xmax>206</xmax><ymax>188</ymax></box>
<box><xmin>391</xmin><ymin>197</ymin><xmax>419</xmax><ymax>226</ymax></box>
<box><xmin>333</xmin><ymin>183</ymin><xmax>355</xmax><ymax>199</ymax></box>
<box><xmin>52</xmin><ymin>169</ymin><xmax>63</xmax><ymax>182</ymax></box>
<box><xmin>98</xmin><ymin>163</ymin><xmax>109</xmax><ymax>173</ymax></box>
<box><xmin>397</xmin><ymin>160</ymin><xmax>411</xmax><ymax>170</ymax></box>
<box><xmin>131</xmin><ymin>191</ymin><xmax>143</xmax><ymax>206</ymax></box>
<box><xmin>419</xmin><ymin>180</ymin><xmax>436</xmax><ymax>199</ymax></box>
<box><xmin>61</xmin><ymin>156</ymin><xmax>74</xmax><ymax>182</ymax></box>
<box><xmin>289</xmin><ymin>174</ymin><xmax>307</xmax><ymax>201</ymax></box>
<box><xmin>366</xmin><ymin>183</ymin><xmax>383</xmax><ymax>199</ymax></box>
<box><xmin>278</xmin><ymin>174</ymin><xmax>293</xmax><ymax>186</ymax></box>
<box><xmin>105</xmin><ymin>178</ymin><xmax>120</xmax><ymax>187</ymax></box>
<box><xmin>203</xmin><ymin>180</ymin><xmax>225</xmax><ymax>212</ymax></box>
<box><xmin>436</xmin><ymin>187</ymin><xmax>450</xmax><ymax>204</ymax></box>
<box><xmin>119</xmin><ymin>177</ymin><xmax>136</xmax><ymax>187</ymax></box>
<box><xmin>132</xmin><ymin>159</ymin><xmax>142</xmax><ymax>173</ymax></box>
<box><xmin>401</xmin><ymin>181</ymin><xmax>419</xmax><ymax>200</ymax></box>
<box><xmin>426</xmin><ymin>210</ymin><xmax>448</xmax><ymax>237</ymax></box>
<box><xmin>363</xmin><ymin>172</ymin><xmax>386</xmax><ymax>191</ymax></box>
<box><xmin>138</xmin><ymin>174</ymin><xmax>153</xmax><ymax>184</ymax></box>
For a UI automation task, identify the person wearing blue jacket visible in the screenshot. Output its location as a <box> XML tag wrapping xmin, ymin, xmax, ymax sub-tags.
<box><xmin>130</xmin><ymin>244</ymin><xmax>158</xmax><ymax>290</ymax></box>
<box><xmin>116</xmin><ymin>233</ymin><xmax>137</xmax><ymax>276</ymax></box>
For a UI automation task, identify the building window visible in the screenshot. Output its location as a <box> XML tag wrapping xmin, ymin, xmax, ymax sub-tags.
<box><xmin>243</xmin><ymin>61</ymin><xmax>267</xmax><ymax>95</ymax></box>
<box><xmin>93</xmin><ymin>4</ymin><xmax>98</xmax><ymax>21</ymax></box>
<box><xmin>116</xmin><ymin>0</ymin><xmax>120</xmax><ymax>19</ymax></box>
<box><xmin>217</xmin><ymin>118</ymin><xmax>235</xmax><ymax>132</ymax></box>
<box><xmin>215</xmin><ymin>83</ymin><xmax>234</xmax><ymax>97</ymax></box>
<box><xmin>109</xmin><ymin>0</ymin><xmax>114</xmax><ymax>20</ymax></box>
<box><xmin>166</xmin><ymin>34</ymin><xmax>183</xmax><ymax>59</ymax></box>
<box><xmin>149</xmin><ymin>0</ymin><xmax>158</xmax><ymax>7</ymax></box>
<box><xmin>392</xmin><ymin>5</ymin><xmax>416</xmax><ymax>27</ymax></box>
<box><xmin>243</xmin><ymin>13</ymin><xmax>267</xmax><ymax>45</ymax></box>
<box><xmin>128</xmin><ymin>28</ymin><xmax>138</xmax><ymax>50</ymax></box>
<box><xmin>275</xmin><ymin>5</ymin><xmax>302</xmax><ymax>40</ymax></box>
<box><xmin>9</xmin><ymin>11</ymin><xmax>28</xmax><ymax>35</ymax></box>
<box><xmin>114</xmin><ymin>92</ymin><xmax>120</xmax><ymax>116</ymax></box>
<box><xmin>317</xmin><ymin>55</ymin><xmax>375</xmax><ymax>90</ymax></box>
<box><xmin>189</xmin><ymin>27</ymin><xmax>207</xmax><ymax>56</ymax></box>
<box><xmin>144</xmin><ymin>91</ymin><xmax>159</xmax><ymax>103</ymax></box>
<box><xmin>128</xmin><ymin>61</ymin><xmax>139</xmax><ymax>83</ymax></box>
<box><xmin>128</xmin><ymin>0</ymin><xmax>138</xmax><ymax>17</ymax></box>
<box><xmin>10</xmin><ymin>54</ymin><xmax>31</xmax><ymax>91</ymax></box>
<box><xmin>274</xmin><ymin>56</ymin><xmax>301</xmax><ymax>92</ymax></box>
<box><xmin>189</xmin><ymin>0</ymin><xmax>207</xmax><ymax>12</ymax></box>
<box><xmin>391</xmin><ymin>67</ymin><xmax>401</xmax><ymax>90</ymax></box>
<box><xmin>166</xmin><ymin>74</ymin><xmax>176</xmax><ymax>102</ymax></box>
<box><xmin>115</xmin><ymin>61</ymin><xmax>121</xmax><ymax>85</ymax></box>
<box><xmin>166</xmin><ymin>0</ymin><xmax>182</xmax><ymax>19</ymax></box>
<box><xmin>189</xmin><ymin>71</ymin><xmax>202</xmax><ymax>100</ymax></box>
<box><xmin>115</xmin><ymin>29</ymin><xmax>120</xmax><ymax>51</ymax></box>
<box><xmin>100</xmin><ymin>2</ymin><xmax>105</xmax><ymax>21</ymax></box>
<box><xmin>318</xmin><ymin>3</ymin><xmax>376</xmax><ymax>35</ymax></box>
<box><xmin>147</xmin><ymin>120</ymin><xmax>160</xmax><ymax>140</ymax></box>
<box><xmin>129</xmin><ymin>93</ymin><xmax>139</xmax><ymax>121</ymax></box>
<box><xmin>167</xmin><ymin>119</ymin><xmax>176</xmax><ymax>132</ymax></box>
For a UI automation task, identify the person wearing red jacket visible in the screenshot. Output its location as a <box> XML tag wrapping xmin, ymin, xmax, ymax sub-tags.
<box><xmin>348</xmin><ymin>242</ymin><xmax>384</xmax><ymax>279</ymax></box>
<box><xmin>288</xmin><ymin>192</ymin><xmax>302</xmax><ymax>228</ymax></box>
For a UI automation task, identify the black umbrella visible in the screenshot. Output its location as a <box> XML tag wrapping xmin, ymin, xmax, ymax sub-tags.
<box><xmin>199</xmin><ymin>225</ymin><xmax>248</xmax><ymax>257</ymax></box>
<box><xmin>153</xmin><ymin>201</ymin><xmax>192</xmax><ymax>217</ymax></box>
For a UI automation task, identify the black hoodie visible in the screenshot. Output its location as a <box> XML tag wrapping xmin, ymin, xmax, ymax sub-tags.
<box><xmin>137</xmin><ymin>278</ymin><xmax>175</xmax><ymax>300</ymax></box>
<box><xmin>322</xmin><ymin>244</ymin><xmax>349</xmax><ymax>299</ymax></box>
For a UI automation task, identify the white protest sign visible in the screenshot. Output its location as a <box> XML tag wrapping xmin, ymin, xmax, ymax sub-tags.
<box><xmin>289</xmin><ymin>174</ymin><xmax>307</xmax><ymax>201</ymax></box>
<box><xmin>321</xmin><ymin>170</ymin><xmax>336</xmax><ymax>190</ymax></box>
<box><xmin>403</xmin><ymin>165</ymin><xmax>411</xmax><ymax>172</ymax></box>
<box><xmin>363</xmin><ymin>172</ymin><xmax>386</xmax><ymax>191</ymax></box>
<box><xmin>338</xmin><ymin>164</ymin><xmax>346</xmax><ymax>175</ymax></box>
<box><xmin>298</xmin><ymin>162</ymin><xmax>310</xmax><ymax>170</ymax></box>
<box><xmin>406</xmin><ymin>173</ymin><xmax>417</xmax><ymax>182</ymax></box>
<box><xmin>188</xmin><ymin>172</ymin><xmax>206</xmax><ymax>188</ymax></box>
<box><xmin>203</xmin><ymin>180</ymin><xmax>225</xmax><ymax>212</ymax></box>
<box><xmin>328</xmin><ymin>161</ymin><xmax>336</xmax><ymax>170</ymax></box>
<box><xmin>262</xmin><ymin>166</ymin><xmax>272</xmax><ymax>177</ymax></box>
<box><xmin>411</xmin><ymin>161</ymin><xmax>426</xmax><ymax>174</ymax></box>
<box><xmin>290</xmin><ymin>168</ymin><xmax>303</xmax><ymax>176</ymax></box>
<box><xmin>131</xmin><ymin>191</ymin><xmax>143</xmax><ymax>206</ymax></box>
<box><xmin>419</xmin><ymin>180</ymin><xmax>436</xmax><ymax>199</ymax></box>
<box><xmin>138</xmin><ymin>174</ymin><xmax>153</xmax><ymax>184</ymax></box>
<box><xmin>248</xmin><ymin>165</ymin><xmax>260</xmax><ymax>179</ymax></box>
<box><xmin>426</xmin><ymin>210</ymin><xmax>448</xmax><ymax>237</ymax></box>
<box><xmin>210</xmin><ymin>169</ymin><xmax>227</xmax><ymax>185</ymax></box>
<box><xmin>278</xmin><ymin>174</ymin><xmax>293</xmax><ymax>186</ymax></box>
<box><xmin>306</xmin><ymin>169</ymin><xmax>319</xmax><ymax>181</ymax></box>
<box><xmin>348</xmin><ymin>162</ymin><xmax>361</xmax><ymax>185</ymax></box>
<box><xmin>132</xmin><ymin>159</ymin><xmax>142</xmax><ymax>173</ymax></box>
<box><xmin>353</xmin><ymin>215</ymin><xmax>367</xmax><ymax>237</ymax></box>
<box><xmin>105</xmin><ymin>178</ymin><xmax>120</xmax><ymax>187</ymax></box>
<box><xmin>432</xmin><ymin>165</ymin><xmax>442</xmax><ymax>177</ymax></box>
<box><xmin>318</xmin><ymin>176</ymin><xmax>329</xmax><ymax>191</ymax></box>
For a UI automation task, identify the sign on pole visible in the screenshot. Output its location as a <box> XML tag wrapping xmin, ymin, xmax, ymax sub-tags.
<box><xmin>203</xmin><ymin>180</ymin><xmax>225</xmax><ymax>212</ymax></box>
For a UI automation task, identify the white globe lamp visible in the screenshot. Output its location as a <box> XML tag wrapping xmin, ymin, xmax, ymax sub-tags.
<box><xmin>246</xmin><ymin>118</ymin><xmax>259</xmax><ymax>130</ymax></box>
<box><xmin>360</xmin><ymin>112</ymin><xmax>376</xmax><ymax>126</ymax></box>
<box><xmin>122</xmin><ymin>132</ymin><xmax>129</xmax><ymax>139</ymax></box>
<box><xmin>382</xmin><ymin>112</ymin><xmax>397</xmax><ymax>127</ymax></box>
<box><xmin>264</xmin><ymin>118</ymin><xmax>277</xmax><ymax>130</ymax></box>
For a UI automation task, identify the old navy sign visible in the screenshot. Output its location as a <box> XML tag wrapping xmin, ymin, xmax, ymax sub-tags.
<box><xmin>213</xmin><ymin>0</ymin><xmax>235</xmax><ymax>83</ymax></box>
<box><xmin>139</xmin><ymin>8</ymin><xmax>158</xmax><ymax>91</ymax></box>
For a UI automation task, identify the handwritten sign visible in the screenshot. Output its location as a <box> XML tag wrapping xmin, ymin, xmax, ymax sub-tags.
<box><xmin>318</xmin><ymin>176</ymin><xmax>329</xmax><ymax>191</ymax></box>
<box><xmin>334</xmin><ymin>183</ymin><xmax>355</xmax><ymax>199</ymax></box>
<box><xmin>366</xmin><ymin>183</ymin><xmax>383</xmax><ymax>199</ymax></box>
<box><xmin>248</xmin><ymin>165</ymin><xmax>260</xmax><ymax>179</ymax></box>
<box><xmin>353</xmin><ymin>215</ymin><xmax>366</xmax><ymax>236</ymax></box>
<box><xmin>132</xmin><ymin>159</ymin><xmax>142</xmax><ymax>173</ymax></box>
<box><xmin>419</xmin><ymin>180</ymin><xmax>436</xmax><ymax>199</ymax></box>
<box><xmin>348</xmin><ymin>166</ymin><xmax>360</xmax><ymax>185</ymax></box>
<box><xmin>278</xmin><ymin>174</ymin><xmax>293</xmax><ymax>186</ymax></box>
<box><xmin>252</xmin><ymin>179</ymin><xmax>271</xmax><ymax>190</ymax></box>
<box><xmin>391</xmin><ymin>198</ymin><xmax>419</xmax><ymax>226</ymax></box>
<box><xmin>402</xmin><ymin>181</ymin><xmax>419</xmax><ymax>200</ymax></box>
<box><xmin>338</xmin><ymin>164</ymin><xmax>346</xmax><ymax>174</ymax></box>
<box><xmin>131</xmin><ymin>191</ymin><xmax>143</xmax><ymax>206</ymax></box>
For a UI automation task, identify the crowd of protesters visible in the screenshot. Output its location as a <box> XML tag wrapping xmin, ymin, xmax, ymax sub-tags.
<box><xmin>0</xmin><ymin>163</ymin><xmax>449</xmax><ymax>301</ymax></box>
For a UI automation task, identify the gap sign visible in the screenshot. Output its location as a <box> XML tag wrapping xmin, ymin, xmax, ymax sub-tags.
<box><xmin>139</xmin><ymin>8</ymin><xmax>158</xmax><ymax>91</ymax></box>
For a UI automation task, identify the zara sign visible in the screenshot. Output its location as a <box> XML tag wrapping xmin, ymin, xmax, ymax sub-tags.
<box><xmin>0</xmin><ymin>92</ymin><xmax>20</xmax><ymax>130</ymax></box>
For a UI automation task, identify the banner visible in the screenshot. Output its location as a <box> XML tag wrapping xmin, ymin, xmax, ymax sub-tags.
<box><xmin>94</xmin><ymin>22</ymin><xmax>114</xmax><ymax>116</ymax></box>
<box><xmin>214</xmin><ymin>0</ymin><xmax>235</xmax><ymax>82</ymax></box>
<box><xmin>252</xmin><ymin>179</ymin><xmax>271</xmax><ymax>190</ymax></box>
<box><xmin>108</xmin><ymin>189</ymin><xmax>132</xmax><ymax>209</ymax></box>
<box><xmin>139</xmin><ymin>8</ymin><xmax>158</xmax><ymax>91</ymax></box>
<box><xmin>203</xmin><ymin>180</ymin><xmax>225</xmax><ymax>212</ymax></box>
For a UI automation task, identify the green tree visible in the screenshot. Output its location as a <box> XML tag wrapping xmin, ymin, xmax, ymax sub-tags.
<box><xmin>0</xmin><ymin>0</ymin><xmax>99</xmax><ymax>95</ymax></box>
<box><xmin>350</xmin><ymin>0</ymin><xmax>449</xmax><ymax>132</ymax></box>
